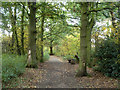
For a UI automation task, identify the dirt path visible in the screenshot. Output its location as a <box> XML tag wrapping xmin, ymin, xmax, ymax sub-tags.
<box><xmin>12</xmin><ymin>56</ymin><xmax>118</xmax><ymax>88</ymax></box>
<box><xmin>34</xmin><ymin>56</ymin><xmax>79</xmax><ymax>88</ymax></box>
<box><xmin>32</xmin><ymin>56</ymin><xmax>80</xmax><ymax>88</ymax></box>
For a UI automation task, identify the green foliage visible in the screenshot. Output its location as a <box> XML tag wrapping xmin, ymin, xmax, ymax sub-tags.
<box><xmin>54</xmin><ymin>33</ymin><xmax>80</xmax><ymax>58</ymax></box>
<box><xmin>95</xmin><ymin>39</ymin><xmax>120</xmax><ymax>78</ymax></box>
<box><xmin>63</xmin><ymin>55</ymin><xmax>74</xmax><ymax>60</ymax></box>
<box><xmin>43</xmin><ymin>51</ymin><xmax>50</xmax><ymax>62</ymax></box>
<box><xmin>2</xmin><ymin>54</ymin><xmax>26</xmax><ymax>84</ymax></box>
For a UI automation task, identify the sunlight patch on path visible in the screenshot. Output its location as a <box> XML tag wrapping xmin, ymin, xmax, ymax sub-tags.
<box><xmin>57</xmin><ymin>58</ymin><xmax>63</xmax><ymax>62</ymax></box>
<box><xmin>48</xmin><ymin>56</ymin><xmax>63</xmax><ymax>63</ymax></box>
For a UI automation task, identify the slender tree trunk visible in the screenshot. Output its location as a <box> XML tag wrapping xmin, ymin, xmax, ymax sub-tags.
<box><xmin>9</xmin><ymin>6</ymin><xmax>15</xmax><ymax>54</ymax></box>
<box><xmin>118</xmin><ymin>2</ymin><xmax>120</xmax><ymax>89</ymax></box>
<box><xmin>76</xmin><ymin>2</ymin><xmax>88</xmax><ymax>77</ymax></box>
<box><xmin>14</xmin><ymin>6</ymin><xmax>21</xmax><ymax>55</ymax></box>
<box><xmin>9</xmin><ymin>5</ymin><xmax>21</xmax><ymax>55</ymax></box>
<box><xmin>50</xmin><ymin>40</ymin><xmax>53</xmax><ymax>55</ymax></box>
<box><xmin>11</xmin><ymin>33</ymin><xmax>15</xmax><ymax>54</ymax></box>
<box><xmin>13</xmin><ymin>6</ymin><xmax>21</xmax><ymax>55</ymax></box>
<box><xmin>50</xmin><ymin>47</ymin><xmax>53</xmax><ymax>55</ymax></box>
<box><xmin>40</xmin><ymin>3</ymin><xmax>45</xmax><ymax>62</ymax></box>
<box><xmin>110</xmin><ymin>10</ymin><xmax>116</xmax><ymax>28</ymax></box>
<box><xmin>21</xmin><ymin>5</ymin><xmax>25</xmax><ymax>55</ymax></box>
<box><xmin>40</xmin><ymin>15</ymin><xmax>45</xmax><ymax>62</ymax></box>
<box><xmin>27</xmin><ymin>2</ymin><xmax>37</xmax><ymax>68</ymax></box>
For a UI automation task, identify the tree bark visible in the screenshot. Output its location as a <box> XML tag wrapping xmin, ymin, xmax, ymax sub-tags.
<box><xmin>21</xmin><ymin>5</ymin><xmax>25</xmax><ymax>55</ymax></box>
<box><xmin>40</xmin><ymin>14</ymin><xmax>45</xmax><ymax>62</ymax></box>
<box><xmin>118</xmin><ymin>2</ymin><xmax>120</xmax><ymax>89</ymax></box>
<box><xmin>87</xmin><ymin>15</ymin><xmax>95</xmax><ymax>67</ymax></box>
<box><xmin>27</xmin><ymin>2</ymin><xmax>37</xmax><ymax>68</ymax></box>
<box><xmin>86</xmin><ymin>3</ymin><xmax>95</xmax><ymax>67</ymax></box>
<box><xmin>14</xmin><ymin>5</ymin><xmax>21</xmax><ymax>55</ymax></box>
<box><xmin>76</xmin><ymin>2</ymin><xmax>88</xmax><ymax>77</ymax></box>
<box><xmin>9</xmin><ymin>4</ymin><xmax>21</xmax><ymax>55</ymax></box>
<box><xmin>50</xmin><ymin>46</ymin><xmax>53</xmax><ymax>55</ymax></box>
<box><xmin>87</xmin><ymin>27</ymin><xmax>92</xmax><ymax>67</ymax></box>
<box><xmin>50</xmin><ymin>40</ymin><xmax>53</xmax><ymax>55</ymax></box>
<box><xmin>40</xmin><ymin>3</ymin><xmax>45</xmax><ymax>62</ymax></box>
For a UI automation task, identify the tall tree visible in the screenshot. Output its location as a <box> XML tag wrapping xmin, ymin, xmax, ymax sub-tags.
<box><xmin>40</xmin><ymin>3</ymin><xmax>45</xmax><ymax>62</ymax></box>
<box><xmin>9</xmin><ymin>3</ymin><xmax>21</xmax><ymax>55</ymax></box>
<box><xmin>27</xmin><ymin>2</ymin><xmax>37</xmax><ymax>68</ymax></box>
<box><xmin>21</xmin><ymin>4</ymin><xmax>25</xmax><ymax>55</ymax></box>
<box><xmin>87</xmin><ymin>2</ymin><xmax>95</xmax><ymax>67</ymax></box>
<box><xmin>76</xmin><ymin>2</ymin><xmax>88</xmax><ymax>76</ymax></box>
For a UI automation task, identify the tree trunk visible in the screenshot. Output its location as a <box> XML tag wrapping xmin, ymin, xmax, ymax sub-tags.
<box><xmin>87</xmin><ymin>27</ymin><xmax>92</xmax><ymax>67</ymax></box>
<box><xmin>50</xmin><ymin>46</ymin><xmax>53</xmax><ymax>55</ymax></box>
<box><xmin>14</xmin><ymin>6</ymin><xmax>21</xmax><ymax>55</ymax></box>
<box><xmin>76</xmin><ymin>2</ymin><xmax>88</xmax><ymax>77</ymax></box>
<box><xmin>9</xmin><ymin>4</ymin><xmax>21</xmax><ymax>55</ymax></box>
<box><xmin>9</xmin><ymin>5</ymin><xmax>20</xmax><ymax>55</ymax></box>
<box><xmin>40</xmin><ymin>3</ymin><xmax>45</xmax><ymax>62</ymax></box>
<box><xmin>87</xmin><ymin>15</ymin><xmax>95</xmax><ymax>67</ymax></box>
<box><xmin>40</xmin><ymin>15</ymin><xmax>45</xmax><ymax>62</ymax></box>
<box><xmin>21</xmin><ymin>5</ymin><xmax>25</xmax><ymax>55</ymax></box>
<box><xmin>9</xmin><ymin>6</ymin><xmax>14</xmax><ymax>53</ymax></box>
<box><xmin>118</xmin><ymin>2</ymin><xmax>120</xmax><ymax>89</ymax></box>
<box><xmin>110</xmin><ymin>11</ymin><xmax>116</xmax><ymax>29</ymax></box>
<box><xmin>27</xmin><ymin>2</ymin><xmax>37</xmax><ymax>68</ymax></box>
<box><xmin>50</xmin><ymin>40</ymin><xmax>53</xmax><ymax>55</ymax></box>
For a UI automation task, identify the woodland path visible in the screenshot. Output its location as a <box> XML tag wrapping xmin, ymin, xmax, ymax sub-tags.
<box><xmin>12</xmin><ymin>56</ymin><xmax>118</xmax><ymax>88</ymax></box>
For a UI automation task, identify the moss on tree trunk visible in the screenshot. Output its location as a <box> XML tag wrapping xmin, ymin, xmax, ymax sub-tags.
<box><xmin>27</xmin><ymin>2</ymin><xmax>37</xmax><ymax>68</ymax></box>
<box><xmin>76</xmin><ymin>2</ymin><xmax>88</xmax><ymax>77</ymax></box>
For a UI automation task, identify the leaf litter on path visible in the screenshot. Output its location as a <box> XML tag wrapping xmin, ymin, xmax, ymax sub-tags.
<box><xmin>5</xmin><ymin>56</ymin><xmax>118</xmax><ymax>88</ymax></box>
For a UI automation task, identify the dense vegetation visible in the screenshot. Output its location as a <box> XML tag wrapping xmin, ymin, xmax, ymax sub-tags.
<box><xmin>2</xmin><ymin>54</ymin><xmax>26</xmax><ymax>83</ymax></box>
<box><xmin>1</xmin><ymin>1</ymin><xmax>120</xmax><ymax>88</ymax></box>
<box><xmin>95</xmin><ymin>38</ymin><xmax>120</xmax><ymax>78</ymax></box>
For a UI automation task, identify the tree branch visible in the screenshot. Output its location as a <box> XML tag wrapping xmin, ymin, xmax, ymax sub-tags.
<box><xmin>18</xmin><ymin>2</ymin><xmax>30</xmax><ymax>16</ymax></box>
<box><xmin>88</xmin><ymin>7</ymin><xmax>112</xmax><ymax>14</ymax></box>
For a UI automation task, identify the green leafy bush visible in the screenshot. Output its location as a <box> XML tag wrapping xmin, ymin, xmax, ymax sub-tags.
<box><xmin>63</xmin><ymin>55</ymin><xmax>74</xmax><ymax>60</ymax></box>
<box><xmin>95</xmin><ymin>39</ymin><xmax>120</xmax><ymax>78</ymax></box>
<box><xmin>2</xmin><ymin>54</ymin><xmax>26</xmax><ymax>83</ymax></box>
